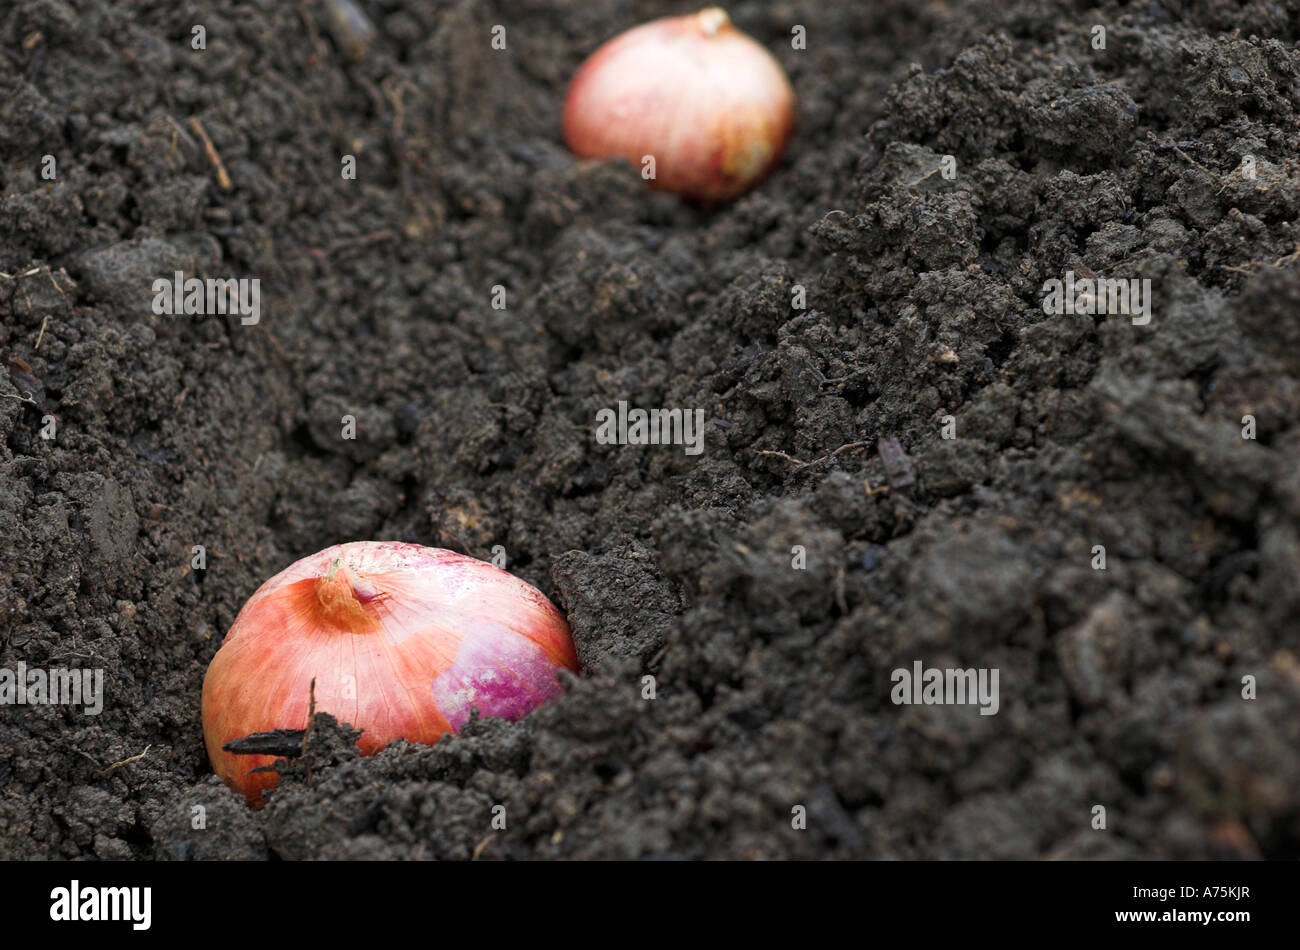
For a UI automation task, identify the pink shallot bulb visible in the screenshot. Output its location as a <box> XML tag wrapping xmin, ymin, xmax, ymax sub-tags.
<box><xmin>563</xmin><ymin>7</ymin><xmax>796</xmax><ymax>202</ymax></box>
<box><xmin>201</xmin><ymin>541</ymin><xmax>579</xmax><ymax>803</ymax></box>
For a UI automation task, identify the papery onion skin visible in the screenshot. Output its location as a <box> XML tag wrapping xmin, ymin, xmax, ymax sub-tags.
<box><xmin>201</xmin><ymin>541</ymin><xmax>579</xmax><ymax>804</ymax></box>
<box><xmin>563</xmin><ymin>7</ymin><xmax>795</xmax><ymax>202</ymax></box>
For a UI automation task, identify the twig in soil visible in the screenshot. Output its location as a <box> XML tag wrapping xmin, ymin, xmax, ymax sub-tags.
<box><xmin>43</xmin><ymin>266</ymin><xmax>65</xmax><ymax>296</ymax></box>
<box><xmin>0</xmin><ymin>267</ymin><xmax>42</xmax><ymax>281</ymax></box>
<box><xmin>646</xmin><ymin>643</ymin><xmax>669</xmax><ymax>670</ymax></box>
<box><xmin>754</xmin><ymin>449</ymin><xmax>806</xmax><ymax>466</ymax></box>
<box><xmin>471</xmin><ymin>835</ymin><xmax>495</xmax><ymax>861</ymax></box>
<box><xmin>437</xmin><ymin>529</ymin><xmax>474</xmax><ymax>556</ymax></box>
<box><xmin>25</xmin><ymin>36</ymin><xmax>46</xmax><ymax>83</ymax></box>
<box><xmin>163</xmin><ymin>115</ymin><xmax>199</xmax><ymax>156</ymax></box>
<box><xmin>96</xmin><ymin>745</ymin><xmax>151</xmax><ymax>777</ymax></box>
<box><xmin>301</xmin><ymin>677</ymin><xmax>317</xmax><ymax>789</ymax></box>
<box><xmin>327</xmin><ymin>230</ymin><xmax>397</xmax><ymax>255</ymax></box>
<box><xmin>754</xmin><ymin>441</ymin><xmax>871</xmax><ymax>471</ymax></box>
<box><xmin>256</xmin><ymin>324</ymin><xmax>291</xmax><ymax>368</ymax></box>
<box><xmin>188</xmin><ymin>117</ymin><xmax>233</xmax><ymax>191</ymax></box>
<box><xmin>1274</xmin><ymin>242</ymin><xmax>1300</xmax><ymax>267</ymax></box>
<box><xmin>297</xmin><ymin>1</ymin><xmax>329</xmax><ymax>64</ymax></box>
<box><xmin>379</xmin><ymin>77</ymin><xmax>438</xmax><ymax>238</ymax></box>
<box><xmin>0</xmin><ymin>261</ymin><xmax>67</xmax><ymax>333</ymax></box>
<box><xmin>906</xmin><ymin>167</ymin><xmax>942</xmax><ymax>188</ymax></box>
<box><xmin>1168</xmin><ymin>143</ymin><xmax>1214</xmax><ymax>177</ymax></box>
<box><xmin>826</xmin><ymin>441</ymin><xmax>871</xmax><ymax>459</ymax></box>
<box><xmin>381</xmin><ymin>76</ymin><xmax>407</xmax><ymax>141</ymax></box>
<box><xmin>48</xmin><ymin>636</ymin><xmax>96</xmax><ymax>661</ymax></box>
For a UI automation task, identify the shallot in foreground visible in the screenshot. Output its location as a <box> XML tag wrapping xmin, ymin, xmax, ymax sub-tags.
<box><xmin>201</xmin><ymin>541</ymin><xmax>579</xmax><ymax>803</ymax></box>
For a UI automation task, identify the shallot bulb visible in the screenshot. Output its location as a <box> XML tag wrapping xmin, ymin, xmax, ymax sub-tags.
<box><xmin>201</xmin><ymin>541</ymin><xmax>579</xmax><ymax>803</ymax></box>
<box><xmin>563</xmin><ymin>7</ymin><xmax>795</xmax><ymax>202</ymax></box>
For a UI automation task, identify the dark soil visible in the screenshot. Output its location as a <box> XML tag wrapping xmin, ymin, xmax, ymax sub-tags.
<box><xmin>1</xmin><ymin>0</ymin><xmax>1298</xmax><ymax>860</ymax></box>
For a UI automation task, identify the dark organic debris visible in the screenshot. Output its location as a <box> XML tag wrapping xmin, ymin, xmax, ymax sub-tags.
<box><xmin>223</xmin><ymin>730</ymin><xmax>307</xmax><ymax>758</ymax></box>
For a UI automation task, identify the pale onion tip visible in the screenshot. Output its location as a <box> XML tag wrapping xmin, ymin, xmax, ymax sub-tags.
<box><xmin>698</xmin><ymin>7</ymin><xmax>730</xmax><ymax>36</ymax></box>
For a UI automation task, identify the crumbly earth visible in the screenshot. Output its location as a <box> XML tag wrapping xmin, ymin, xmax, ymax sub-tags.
<box><xmin>1</xmin><ymin>0</ymin><xmax>1297</xmax><ymax>860</ymax></box>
